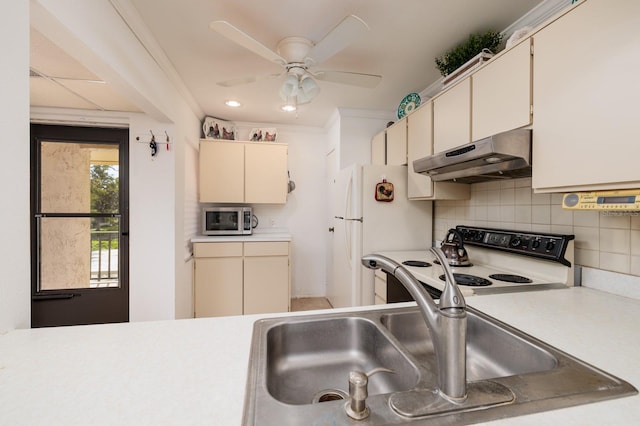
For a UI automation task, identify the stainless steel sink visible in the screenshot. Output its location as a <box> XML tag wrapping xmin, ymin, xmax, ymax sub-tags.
<box><xmin>380</xmin><ymin>309</ymin><xmax>557</xmax><ymax>381</ymax></box>
<box><xmin>243</xmin><ymin>306</ymin><xmax>637</xmax><ymax>425</ymax></box>
<box><xmin>265</xmin><ymin>316</ymin><xmax>419</xmax><ymax>404</ymax></box>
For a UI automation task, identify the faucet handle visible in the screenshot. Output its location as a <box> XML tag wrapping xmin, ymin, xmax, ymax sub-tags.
<box><xmin>345</xmin><ymin>368</ymin><xmax>395</xmax><ymax>420</ymax></box>
<box><xmin>430</xmin><ymin>247</ymin><xmax>466</xmax><ymax>311</ymax></box>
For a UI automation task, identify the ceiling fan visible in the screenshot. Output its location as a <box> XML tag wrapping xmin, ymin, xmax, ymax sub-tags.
<box><xmin>209</xmin><ymin>15</ymin><xmax>382</xmax><ymax>109</ymax></box>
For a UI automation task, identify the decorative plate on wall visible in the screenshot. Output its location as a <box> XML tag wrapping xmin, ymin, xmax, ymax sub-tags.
<box><xmin>397</xmin><ymin>93</ymin><xmax>421</xmax><ymax>119</ymax></box>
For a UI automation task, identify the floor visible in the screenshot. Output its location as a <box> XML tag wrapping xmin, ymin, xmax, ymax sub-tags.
<box><xmin>291</xmin><ymin>297</ymin><xmax>333</xmax><ymax>312</ymax></box>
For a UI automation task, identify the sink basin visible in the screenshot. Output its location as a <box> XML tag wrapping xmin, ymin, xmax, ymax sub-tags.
<box><xmin>265</xmin><ymin>316</ymin><xmax>419</xmax><ymax>404</ymax></box>
<box><xmin>380</xmin><ymin>309</ymin><xmax>557</xmax><ymax>381</ymax></box>
<box><xmin>243</xmin><ymin>306</ymin><xmax>637</xmax><ymax>425</ymax></box>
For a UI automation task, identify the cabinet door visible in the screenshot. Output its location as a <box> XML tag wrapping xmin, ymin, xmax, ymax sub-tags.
<box><xmin>472</xmin><ymin>39</ymin><xmax>532</xmax><ymax>141</ymax></box>
<box><xmin>371</xmin><ymin>131</ymin><xmax>386</xmax><ymax>165</ymax></box>
<box><xmin>407</xmin><ymin>103</ymin><xmax>434</xmax><ymax>198</ymax></box>
<box><xmin>385</xmin><ymin>118</ymin><xmax>407</xmax><ymax>165</ymax></box>
<box><xmin>199</xmin><ymin>141</ymin><xmax>244</xmax><ymax>203</ymax></box>
<box><xmin>244</xmin><ymin>256</ymin><xmax>289</xmax><ymax>314</ymax></box>
<box><xmin>533</xmin><ymin>0</ymin><xmax>640</xmax><ymax>191</ymax></box>
<box><xmin>245</xmin><ymin>143</ymin><xmax>288</xmax><ymax>204</ymax></box>
<box><xmin>194</xmin><ymin>257</ymin><xmax>243</xmax><ymax>317</ymax></box>
<box><xmin>433</xmin><ymin>77</ymin><xmax>471</xmax><ymax>153</ymax></box>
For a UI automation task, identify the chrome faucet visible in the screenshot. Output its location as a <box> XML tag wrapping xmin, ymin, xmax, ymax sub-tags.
<box><xmin>361</xmin><ymin>247</ymin><xmax>467</xmax><ymax>400</ymax></box>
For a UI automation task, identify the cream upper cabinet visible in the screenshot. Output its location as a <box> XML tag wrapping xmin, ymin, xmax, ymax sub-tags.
<box><xmin>371</xmin><ymin>131</ymin><xmax>386</xmax><ymax>165</ymax></box>
<box><xmin>407</xmin><ymin>103</ymin><xmax>470</xmax><ymax>200</ymax></box>
<box><xmin>472</xmin><ymin>39</ymin><xmax>532</xmax><ymax>141</ymax></box>
<box><xmin>385</xmin><ymin>117</ymin><xmax>407</xmax><ymax>165</ymax></box>
<box><xmin>199</xmin><ymin>140</ymin><xmax>288</xmax><ymax>203</ymax></box>
<box><xmin>532</xmin><ymin>0</ymin><xmax>640</xmax><ymax>192</ymax></box>
<box><xmin>245</xmin><ymin>143</ymin><xmax>288</xmax><ymax>204</ymax></box>
<box><xmin>407</xmin><ymin>103</ymin><xmax>433</xmax><ymax>198</ymax></box>
<box><xmin>433</xmin><ymin>77</ymin><xmax>471</xmax><ymax>153</ymax></box>
<box><xmin>199</xmin><ymin>141</ymin><xmax>244</xmax><ymax>203</ymax></box>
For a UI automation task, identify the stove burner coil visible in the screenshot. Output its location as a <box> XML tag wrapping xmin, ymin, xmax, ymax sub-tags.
<box><xmin>402</xmin><ymin>260</ymin><xmax>431</xmax><ymax>267</ymax></box>
<box><xmin>488</xmin><ymin>274</ymin><xmax>533</xmax><ymax>283</ymax></box>
<box><xmin>438</xmin><ymin>273</ymin><xmax>492</xmax><ymax>287</ymax></box>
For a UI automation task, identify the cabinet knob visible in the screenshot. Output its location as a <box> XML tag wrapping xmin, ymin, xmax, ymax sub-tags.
<box><xmin>328</xmin><ymin>227</ymin><xmax>335</xmax><ymax>232</ymax></box>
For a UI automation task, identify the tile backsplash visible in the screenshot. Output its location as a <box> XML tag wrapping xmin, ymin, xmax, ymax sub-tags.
<box><xmin>433</xmin><ymin>178</ymin><xmax>640</xmax><ymax>277</ymax></box>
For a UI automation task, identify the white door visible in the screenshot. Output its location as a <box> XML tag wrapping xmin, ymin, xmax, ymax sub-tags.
<box><xmin>329</xmin><ymin>165</ymin><xmax>359</xmax><ymax>308</ymax></box>
<box><xmin>325</xmin><ymin>149</ymin><xmax>338</xmax><ymax>306</ymax></box>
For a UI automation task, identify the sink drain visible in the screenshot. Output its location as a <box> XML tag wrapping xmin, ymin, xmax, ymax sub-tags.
<box><xmin>311</xmin><ymin>389</ymin><xmax>348</xmax><ymax>404</ymax></box>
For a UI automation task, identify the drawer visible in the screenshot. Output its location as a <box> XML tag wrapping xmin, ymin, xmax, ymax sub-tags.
<box><xmin>244</xmin><ymin>241</ymin><xmax>289</xmax><ymax>257</ymax></box>
<box><xmin>193</xmin><ymin>242</ymin><xmax>243</xmax><ymax>258</ymax></box>
<box><xmin>374</xmin><ymin>274</ymin><xmax>387</xmax><ymax>298</ymax></box>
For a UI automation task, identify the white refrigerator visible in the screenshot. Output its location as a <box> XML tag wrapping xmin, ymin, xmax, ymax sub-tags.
<box><xmin>328</xmin><ymin>164</ymin><xmax>433</xmax><ymax>308</ymax></box>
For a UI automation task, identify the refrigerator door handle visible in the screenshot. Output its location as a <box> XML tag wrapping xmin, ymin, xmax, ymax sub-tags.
<box><xmin>344</xmin><ymin>171</ymin><xmax>354</xmax><ymax>268</ymax></box>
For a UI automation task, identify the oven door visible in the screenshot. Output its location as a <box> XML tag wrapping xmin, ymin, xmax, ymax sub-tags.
<box><xmin>386</xmin><ymin>273</ymin><xmax>442</xmax><ymax>302</ymax></box>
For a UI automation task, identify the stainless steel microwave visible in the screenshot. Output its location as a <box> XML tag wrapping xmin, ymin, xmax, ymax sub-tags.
<box><xmin>203</xmin><ymin>207</ymin><xmax>252</xmax><ymax>236</ymax></box>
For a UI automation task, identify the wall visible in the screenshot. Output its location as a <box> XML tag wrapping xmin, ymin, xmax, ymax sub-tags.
<box><xmin>0</xmin><ymin>0</ymin><xmax>30</xmax><ymax>332</ymax></box>
<box><xmin>434</xmin><ymin>177</ymin><xmax>640</xmax><ymax>277</ymax></box>
<box><xmin>221</xmin><ymin>125</ymin><xmax>329</xmax><ymax>298</ymax></box>
<box><xmin>28</xmin><ymin>0</ymin><xmax>202</xmax><ymax>324</ymax></box>
<box><xmin>337</xmin><ymin>108</ymin><xmax>395</xmax><ymax>169</ymax></box>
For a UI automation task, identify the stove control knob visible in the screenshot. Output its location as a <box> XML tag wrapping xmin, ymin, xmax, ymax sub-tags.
<box><xmin>510</xmin><ymin>237</ymin><xmax>522</xmax><ymax>248</ymax></box>
<box><xmin>545</xmin><ymin>240</ymin><xmax>556</xmax><ymax>251</ymax></box>
<box><xmin>475</xmin><ymin>232</ymin><xmax>484</xmax><ymax>242</ymax></box>
<box><xmin>531</xmin><ymin>239</ymin><xmax>541</xmax><ymax>249</ymax></box>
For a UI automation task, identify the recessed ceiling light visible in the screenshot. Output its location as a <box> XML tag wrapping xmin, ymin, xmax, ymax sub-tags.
<box><xmin>225</xmin><ymin>100</ymin><xmax>242</xmax><ymax>108</ymax></box>
<box><xmin>281</xmin><ymin>104</ymin><xmax>297</xmax><ymax>112</ymax></box>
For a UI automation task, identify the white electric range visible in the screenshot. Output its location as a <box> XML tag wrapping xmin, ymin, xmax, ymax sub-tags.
<box><xmin>377</xmin><ymin>225</ymin><xmax>575</xmax><ymax>299</ymax></box>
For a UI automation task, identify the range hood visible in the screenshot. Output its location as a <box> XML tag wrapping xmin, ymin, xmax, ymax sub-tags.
<box><xmin>413</xmin><ymin>129</ymin><xmax>532</xmax><ymax>184</ymax></box>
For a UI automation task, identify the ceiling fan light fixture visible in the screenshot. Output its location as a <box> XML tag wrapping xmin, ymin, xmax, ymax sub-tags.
<box><xmin>281</xmin><ymin>95</ymin><xmax>297</xmax><ymax>112</ymax></box>
<box><xmin>279</xmin><ymin>74</ymin><xmax>299</xmax><ymax>100</ymax></box>
<box><xmin>298</xmin><ymin>74</ymin><xmax>320</xmax><ymax>104</ymax></box>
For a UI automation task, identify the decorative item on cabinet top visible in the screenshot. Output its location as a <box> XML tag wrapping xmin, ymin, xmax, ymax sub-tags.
<box><xmin>250</xmin><ymin>128</ymin><xmax>277</xmax><ymax>142</ymax></box>
<box><xmin>435</xmin><ymin>30</ymin><xmax>503</xmax><ymax>87</ymax></box>
<box><xmin>202</xmin><ymin>116</ymin><xmax>236</xmax><ymax>140</ymax></box>
<box><xmin>397</xmin><ymin>93</ymin><xmax>421</xmax><ymax>119</ymax></box>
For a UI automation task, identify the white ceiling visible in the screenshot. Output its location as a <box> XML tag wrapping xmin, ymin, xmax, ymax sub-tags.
<box><xmin>30</xmin><ymin>0</ymin><xmax>543</xmax><ymax>127</ymax></box>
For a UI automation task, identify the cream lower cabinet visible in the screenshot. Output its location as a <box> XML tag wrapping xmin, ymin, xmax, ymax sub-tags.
<box><xmin>532</xmin><ymin>0</ymin><xmax>640</xmax><ymax>192</ymax></box>
<box><xmin>243</xmin><ymin>242</ymin><xmax>290</xmax><ymax>314</ymax></box>
<box><xmin>199</xmin><ymin>140</ymin><xmax>288</xmax><ymax>203</ymax></box>
<box><xmin>374</xmin><ymin>269</ymin><xmax>387</xmax><ymax>305</ymax></box>
<box><xmin>193</xmin><ymin>241</ymin><xmax>290</xmax><ymax>318</ymax></box>
<box><xmin>193</xmin><ymin>242</ymin><xmax>243</xmax><ymax>317</ymax></box>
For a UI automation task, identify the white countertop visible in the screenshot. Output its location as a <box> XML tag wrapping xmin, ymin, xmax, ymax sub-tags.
<box><xmin>1</xmin><ymin>288</ymin><xmax>639</xmax><ymax>425</ymax></box>
<box><xmin>191</xmin><ymin>231</ymin><xmax>292</xmax><ymax>243</ymax></box>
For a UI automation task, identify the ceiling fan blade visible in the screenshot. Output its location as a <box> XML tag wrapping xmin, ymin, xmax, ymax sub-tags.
<box><xmin>210</xmin><ymin>21</ymin><xmax>286</xmax><ymax>65</ymax></box>
<box><xmin>217</xmin><ymin>72</ymin><xmax>283</xmax><ymax>87</ymax></box>
<box><xmin>314</xmin><ymin>70</ymin><xmax>381</xmax><ymax>88</ymax></box>
<box><xmin>306</xmin><ymin>15</ymin><xmax>369</xmax><ymax>66</ymax></box>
